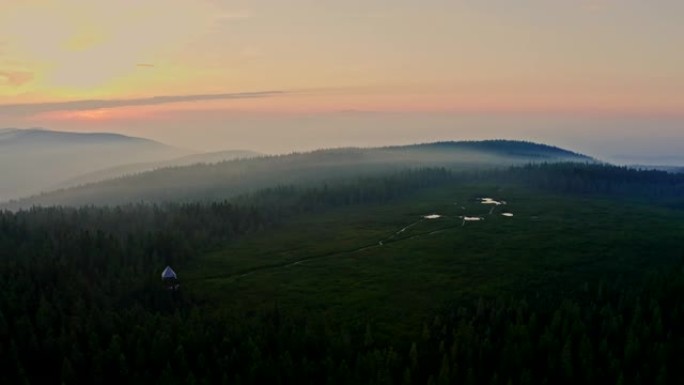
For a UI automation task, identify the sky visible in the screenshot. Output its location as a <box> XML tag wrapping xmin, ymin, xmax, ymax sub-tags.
<box><xmin>0</xmin><ymin>0</ymin><xmax>682</xmax><ymax>162</ymax></box>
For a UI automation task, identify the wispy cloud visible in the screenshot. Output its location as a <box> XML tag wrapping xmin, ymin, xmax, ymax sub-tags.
<box><xmin>0</xmin><ymin>91</ymin><xmax>286</xmax><ymax>117</ymax></box>
<box><xmin>0</xmin><ymin>70</ymin><xmax>34</xmax><ymax>87</ymax></box>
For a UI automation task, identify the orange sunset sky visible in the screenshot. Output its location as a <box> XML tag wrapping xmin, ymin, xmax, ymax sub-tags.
<box><xmin>1</xmin><ymin>0</ymin><xmax>683</xmax><ymax>157</ymax></box>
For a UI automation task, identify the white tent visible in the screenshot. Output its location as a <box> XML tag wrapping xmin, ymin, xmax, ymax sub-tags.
<box><xmin>161</xmin><ymin>266</ymin><xmax>177</xmax><ymax>280</ymax></box>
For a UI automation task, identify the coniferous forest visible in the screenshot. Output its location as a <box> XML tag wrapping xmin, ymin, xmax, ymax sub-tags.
<box><xmin>3</xmin><ymin>0</ymin><xmax>682</xmax><ymax>381</ymax></box>
<box><xmin>2</xmin><ymin>163</ymin><xmax>684</xmax><ymax>384</ymax></box>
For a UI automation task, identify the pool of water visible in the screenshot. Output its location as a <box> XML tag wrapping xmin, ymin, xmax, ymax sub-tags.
<box><xmin>463</xmin><ymin>216</ymin><xmax>483</xmax><ymax>221</ymax></box>
<box><xmin>480</xmin><ymin>197</ymin><xmax>505</xmax><ymax>205</ymax></box>
<box><xmin>423</xmin><ymin>214</ymin><xmax>442</xmax><ymax>219</ymax></box>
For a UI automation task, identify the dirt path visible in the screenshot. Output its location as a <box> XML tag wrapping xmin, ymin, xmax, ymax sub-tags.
<box><xmin>192</xmin><ymin>218</ymin><xmax>467</xmax><ymax>282</ymax></box>
<box><xmin>192</xmin><ymin>197</ymin><xmax>506</xmax><ymax>283</ymax></box>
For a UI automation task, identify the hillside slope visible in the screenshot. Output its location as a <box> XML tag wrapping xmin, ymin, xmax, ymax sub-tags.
<box><xmin>0</xmin><ymin>128</ymin><xmax>190</xmax><ymax>200</ymax></box>
<box><xmin>4</xmin><ymin>140</ymin><xmax>592</xmax><ymax>209</ymax></box>
<box><xmin>57</xmin><ymin>149</ymin><xmax>262</xmax><ymax>189</ymax></box>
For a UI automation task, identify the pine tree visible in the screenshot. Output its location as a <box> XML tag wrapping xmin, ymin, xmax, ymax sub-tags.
<box><xmin>61</xmin><ymin>357</ymin><xmax>75</xmax><ymax>384</ymax></box>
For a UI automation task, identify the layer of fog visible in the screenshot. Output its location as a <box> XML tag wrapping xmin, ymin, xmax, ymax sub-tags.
<box><xmin>0</xmin><ymin>129</ymin><xmax>265</xmax><ymax>202</ymax></box>
<box><xmin>0</xmin><ymin>129</ymin><xmax>188</xmax><ymax>201</ymax></box>
<box><xmin>3</xmin><ymin>111</ymin><xmax>682</xmax><ymax>203</ymax></box>
<box><xmin>32</xmin><ymin>111</ymin><xmax>683</xmax><ymax>165</ymax></box>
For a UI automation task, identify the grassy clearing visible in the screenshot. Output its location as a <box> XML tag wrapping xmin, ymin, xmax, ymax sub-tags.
<box><xmin>184</xmin><ymin>182</ymin><xmax>684</xmax><ymax>338</ymax></box>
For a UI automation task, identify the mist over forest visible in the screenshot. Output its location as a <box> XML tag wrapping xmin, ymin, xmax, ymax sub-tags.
<box><xmin>1</xmin><ymin>132</ymin><xmax>588</xmax><ymax>209</ymax></box>
<box><xmin>30</xmin><ymin>112</ymin><xmax>684</xmax><ymax>165</ymax></box>
<box><xmin>2</xmin><ymin>0</ymin><xmax>684</xmax><ymax>383</ymax></box>
<box><xmin>2</xmin><ymin>123</ymin><xmax>684</xmax><ymax>385</ymax></box>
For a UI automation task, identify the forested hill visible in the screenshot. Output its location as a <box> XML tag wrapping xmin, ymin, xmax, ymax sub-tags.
<box><xmin>400</xmin><ymin>140</ymin><xmax>589</xmax><ymax>160</ymax></box>
<box><xmin>55</xmin><ymin>149</ymin><xmax>261</xmax><ymax>190</ymax></box>
<box><xmin>3</xmin><ymin>140</ymin><xmax>591</xmax><ymax>209</ymax></box>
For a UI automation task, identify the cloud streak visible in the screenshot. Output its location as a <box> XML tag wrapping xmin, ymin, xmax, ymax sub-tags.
<box><xmin>0</xmin><ymin>70</ymin><xmax>34</xmax><ymax>86</ymax></box>
<box><xmin>0</xmin><ymin>91</ymin><xmax>286</xmax><ymax>117</ymax></box>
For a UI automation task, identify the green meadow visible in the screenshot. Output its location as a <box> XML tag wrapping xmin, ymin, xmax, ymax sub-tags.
<box><xmin>185</xmin><ymin>182</ymin><xmax>684</xmax><ymax>338</ymax></box>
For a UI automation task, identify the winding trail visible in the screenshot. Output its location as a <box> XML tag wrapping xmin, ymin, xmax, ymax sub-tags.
<box><xmin>383</xmin><ymin>219</ymin><xmax>425</xmax><ymax>242</ymax></box>
<box><xmin>193</xmin><ymin>218</ymin><xmax>467</xmax><ymax>282</ymax></box>
<box><xmin>191</xmin><ymin>198</ymin><xmax>509</xmax><ymax>283</ymax></box>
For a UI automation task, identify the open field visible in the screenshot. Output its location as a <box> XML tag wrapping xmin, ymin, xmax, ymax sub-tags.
<box><xmin>185</xmin><ymin>182</ymin><xmax>684</xmax><ymax>338</ymax></box>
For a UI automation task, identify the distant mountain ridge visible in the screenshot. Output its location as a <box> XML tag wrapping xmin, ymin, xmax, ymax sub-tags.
<box><xmin>3</xmin><ymin>139</ymin><xmax>593</xmax><ymax>209</ymax></box>
<box><xmin>0</xmin><ymin>127</ymin><xmax>159</xmax><ymax>146</ymax></box>
<box><xmin>0</xmin><ymin>128</ymin><xmax>191</xmax><ymax>201</ymax></box>
<box><xmin>398</xmin><ymin>140</ymin><xmax>588</xmax><ymax>160</ymax></box>
<box><xmin>628</xmin><ymin>164</ymin><xmax>684</xmax><ymax>174</ymax></box>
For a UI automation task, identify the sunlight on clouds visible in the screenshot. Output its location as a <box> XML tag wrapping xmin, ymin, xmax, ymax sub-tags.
<box><xmin>64</xmin><ymin>26</ymin><xmax>105</xmax><ymax>52</ymax></box>
<box><xmin>0</xmin><ymin>0</ymin><xmax>218</xmax><ymax>91</ymax></box>
<box><xmin>32</xmin><ymin>107</ymin><xmax>155</xmax><ymax>122</ymax></box>
<box><xmin>0</xmin><ymin>70</ymin><xmax>34</xmax><ymax>87</ymax></box>
<box><xmin>43</xmin><ymin>109</ymin><xmax>116</xmax><ymax>121</ymax></box>
<box><xmin>1</xmin><ymin>0</ymin><xmax>682</xmax><ymax>121</ymax></box>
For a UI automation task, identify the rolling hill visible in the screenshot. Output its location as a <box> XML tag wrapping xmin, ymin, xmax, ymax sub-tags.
<box><xmin>0</xmin><ymin>128</ymin><xmax>190</xmax><ymax>201</ymax></box>
<box><xmin>4</xmin><ymin>140</ymin><xmax>592</xmax><ymax>209</ymax></box>
<box><xmin>56</xmin><ymin>149</ymin><xmax>262</xmax><ymax>189</ymax></box>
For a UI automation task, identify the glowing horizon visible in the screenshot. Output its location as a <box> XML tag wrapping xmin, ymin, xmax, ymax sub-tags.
<box><xmin>1</xmin><ymin>0</ymin><xmax>683</xmax><ymax>160</ymax></box>
<box><xmin>2</xmin><ymin>0</ymin><xmax>683</xmax><ymax>120</ymax></box>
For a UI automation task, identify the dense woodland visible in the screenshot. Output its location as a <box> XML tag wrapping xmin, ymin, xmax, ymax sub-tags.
<box><xmin>2</xmin><ymin>163</ymin><xmax>684</xmax><ymax>384</ymax></box>
<box><xmin>508</xmin><ymin>163</ymin><xmax>684</xmax><ymax>198</ymax></box>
